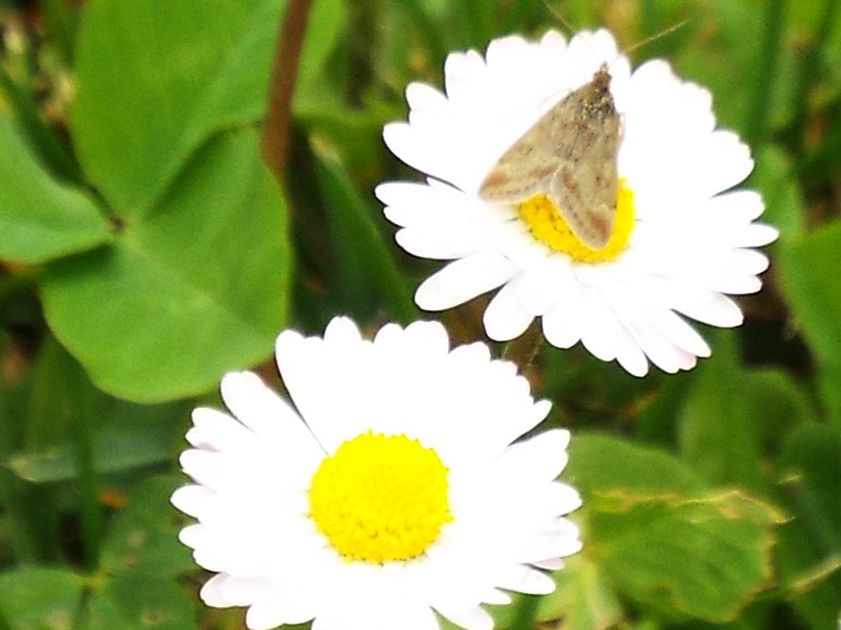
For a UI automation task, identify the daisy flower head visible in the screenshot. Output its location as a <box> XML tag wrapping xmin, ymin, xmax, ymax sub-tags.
<box><xmin>376</xmin><ymin>29</ymin><xmax>778</xmax><ymax>376</ymax></box>
<box><xmin>171</xmin><ymin>316</ymin><xmax>582</xmax><ymax>630</ymax></box>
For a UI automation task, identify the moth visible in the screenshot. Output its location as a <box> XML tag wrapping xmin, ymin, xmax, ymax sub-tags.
<box><xmin>478</xmin><ymin>64</ymin><xmax>620</xmax><ymax>250</ymax></box>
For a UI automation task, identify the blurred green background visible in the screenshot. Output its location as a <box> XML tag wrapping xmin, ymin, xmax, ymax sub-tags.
<box><xmin>1</xmin><ymin>0</ymin><xmax>840</xmax><ymax>628</ymax></box>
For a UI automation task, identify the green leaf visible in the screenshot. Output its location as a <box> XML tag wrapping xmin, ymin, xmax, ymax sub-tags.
<box><xmin>0</xmin><ymin>67</ymin><xmax>81</xmax><ymax>183</ymax></box>
<box><xmin>5</xmin><ymin>337</ymin><xmax>188</xmax><ymax>482</ymax></box>
<box><xmin>566</xmin><ymin>433</ymin><xmax>704</xmax><ymax>496</ymax></box>
<box><xmin>313</xmin><ymin>147</ymin><xmax>417</xmax><ymax>323</ymax></box>
<box><xmin>71</xmin><ymin>0</ymin><xmax>344</xmax><ymax>218</ymax></box>
<box><xmin>42</xmin><ymin>129</ymin><xmax>290</xmax><ymax>402</ymax></box>
<box><xmin>776</xmin><ymin>422</ymin><xmax>841</xmax><ymax>628</ymax></box>
<box><xmin>537</xmin><ymin>555</ymin><xmax>624</xmax><ymax>630</ymax></box>
<box><xmin>0</xmin><ymin>113</ymin><xmax>111</xmax><ymax>264</ymax></box>
<box><xmin>72</xmin><ymin>0</ymin><xmax>284</xmax><ymax>216</ymax></box>
<box><xmin>677</xmin><ymin>332</ymin><xmax>765</xmax><ymax>492</ymax></box>
<box><xmin>777</xmin><ymin>220</ymin><xmax>841</xmax><ymax>432</ymax></box>
<box><xmin>0</xmin><ymin>567</ymin><xmax>84</xmax><ymax>630</ymax></box>
<box><xmin>748</xmin><ymin>145</ymin><xmax>807</xmax><ymax>241</ymax></box>
<box><xmin>7</xmin><ymin>425</ymin><xmax>180</xmax><ymax>484</ymax></box>
<box><xmin>588</xmin><ymin>491</ymin><xmax>781</xmax><ymax>622</ymax></box>
<box><xmin>83</xmin><ymin>477</ymin><xmax>195</xmax><ymax>629</ymax></box>
<box><xmin>88</xmin><ymin>574</ymin><xmax>194</xmax><ymax>630</ymax></box>
<box><xmin>296</xmin><ymin>0</ymin><xmax>346</xmax><ymax>90</ymax></box>
<box><xmin>780</xmin><ymin>423</ymin><xmax>841</xmax><ymax>555</ymax></box>
<box><xmin>567</xmin><ymin>433</ymin><xmax>783</xmax><ymax>622</ymax></box>
<box><xmin>100</xmin><ymin>476</ymin><xmax>194</xmax><ymax>578</ymax></box>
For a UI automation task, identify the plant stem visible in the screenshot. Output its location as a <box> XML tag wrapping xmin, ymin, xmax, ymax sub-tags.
<box><xmin>502</xmin><ymin>320</ymin><xmax>543</xmax><ymax>372</ymax></box>
<box><xmin>261</xmin><ymin>0</ymin><xmax>315</xmax><ymax>180</ymax></box>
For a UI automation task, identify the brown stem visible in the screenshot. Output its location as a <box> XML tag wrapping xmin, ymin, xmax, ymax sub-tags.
<box><xmin>261</xmin><ymin>0</ymin><xmax>315</xmax><ymax>179</ymax></box>
<box><xmin>502</xmin><ymin>319</ymin><xmax>543</xmax><ymax>372</ymax></box>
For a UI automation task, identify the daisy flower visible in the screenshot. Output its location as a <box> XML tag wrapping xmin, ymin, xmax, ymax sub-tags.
<box><xmin>171</xmin><ymin>316</ymin><xmax>581</xmax><ymax>630</ymax></box>
<box><xmin>376</xmin><ymin>29</ymin><xmax>778</xmax><ymax>376</ymax></box>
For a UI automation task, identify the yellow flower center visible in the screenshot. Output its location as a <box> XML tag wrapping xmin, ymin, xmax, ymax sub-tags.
<box><xmin>308</xmin><ymin>431</ymin><xmax>452</xmax><ymax>563</ymax></box>
<box><xmin>518</xmin><ymin>179</ymin><xmax>635</xmax><ymax>263</ymax></box>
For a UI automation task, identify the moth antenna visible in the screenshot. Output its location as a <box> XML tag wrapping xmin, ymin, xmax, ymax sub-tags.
<box><xmin>541</xmin><ymin>3</ymin><xmax>689</xmax><ymax>65</ymax></box>
<box><xmin>542</xmin><ymin>0</ymin><xmax>574</xmax><ymax>33</ymax></box>
<box><xmin>623</xmin><ymin>19</ymin><xmax>690</xmax><ymax>57</ymax></box>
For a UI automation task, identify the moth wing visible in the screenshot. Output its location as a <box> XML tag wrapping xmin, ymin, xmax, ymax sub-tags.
<box><xmin>548</xmin><ymin>101</ymin><xmax>620</xmax><ymax>249</ymax></box>
<box><xmin>549</xmin><ymin>153</ymin><xmax>618</xmax><ymax>250</ymax></box>
<box><xmin>478</xmin><ymin>96</ymin><xmax>578</xmax><ymax>203</ymax></box>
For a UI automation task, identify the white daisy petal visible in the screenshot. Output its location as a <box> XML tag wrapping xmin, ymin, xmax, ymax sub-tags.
<box><xmin>629</xmin><ymin>325</ymin><xmax>685</xmax><ymax>374</ymax></box>
<box><xmin>533</xmin><ymin>557</ymin><xmax>566</xmax><ymax>570</ymax></box>
<box><xmin>671</xmin><ymin>289</ymin><xmax>744</xmax><ymax>328</ymax></box>
<box><xmin>406</xmin><ymin>82</ymin><xmax>448</xmax><ymax>112</ymax></box>
<box><xmin>173</xmin><ymin>316</ymin><xmax>581</xmax><ymax>630</ymax></box>
<box><xmin>739</xmin><ymin>223</ymin><xmax>780</xmax><ymax>247</ymax></box>
<box><xmin>219</xmin><ymin>372</ymin><xmax>319</xmax><ymax>460</ymax></box>
<box><xmin>380</xmin><ymin>28</ymin><xmax>777</xmax><ymax>375</ymax></box>
<box><xmin>541</xmin><ymin>279</ymin><xmax>585</xmax><ymax>349</ymax></box>
<box><xmin>496</xmin><ymin>566</ymin><xmax>556</xmax><ymax>595</ymax></box>
<box><xmin>483</xmin><ymin>278</ymin><xmax>536</xmax><ymax>341</ymax></box>
<box><xmin>415</xmin><ymin>254</ymin><xmax>518</xmax><ymax>310</ymax></box>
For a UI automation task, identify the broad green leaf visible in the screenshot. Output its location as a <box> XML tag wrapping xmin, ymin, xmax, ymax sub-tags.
<box><xmin>741</xmin><ymin>368</ymin><xmax>817</xmax><ymax>449</ymax></box>
<box><xmin>565</xmin><ymin>432</ymin><xmax>704</xmax><ymax>496</ymax></box>
<box><xmin>0</xmin><ymin>113</ymin><xmax>110</xmax><ymax>264</ymax></box>
<box><xmin>588</xmin><ymin>491</ymin><xmax>781</xmax><ymax>622</ymax></box>
<box><xmin>567</xmin><ymin>433</ymin><xmax>782</xmax><ymax>622</ymax></box>
<box><xmin>678</xmin><ymin>332</ymin><xmax>764</xmax><ymax>492</ymax></box>
<box><xmin>87</xmin><ymin>575</ymin><xmax>194</xmax><ymax>630</ymax></box>
<box><xmin>776</xmin><ymin>423</ymin><xmax>841</xmax><ymax>628</ymax></box>
<box><xmin>84</xmin><ymin>477</ymin><xmax>195</xmax><ymax>628</ymax></box>
<box><xmin>0</xmin><ymin>567</ymin><xmax>84</xmax><ymax>630</ymax></box>
<box><xmin>72</xmin><ymin>0</ymin><xmax>344</xmax><ymax>218</ymax></box>
<box><xmin>0</xmin><ymin>66</ymin><xmax>80</xmax><ymax>182</ymax></box>
<box><xmin>42</xmin><ymin>130</ymin><xmax>290</xmax><ymax>402</ymax></box>
<box><xmin>100</xmin><ymin>476</ymin><xmax>194</xmax><ymax>578</ymax></box>
<box><xmin>777</xmin><ymin>220</ymin><xmax>841</xmax><ymax>432</ymax></box>
<box><xmin>72</xmin><ymin>0</ymin><xmax>283</xmax><ymax>216</ymax></box>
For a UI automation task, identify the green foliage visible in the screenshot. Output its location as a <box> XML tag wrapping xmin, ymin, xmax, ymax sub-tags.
<box><xmin>0</xmin><ymin>115</ymin><xmax>110</xmax><ymax>264</ymax></box>
<box><xmin>0</xmin><ymin>567</ymin><xmax>84</xmax><ymax>629</ymax></box>
<box><xmin>41</xmin><ymin>129</ymin><xmax>290</xmax><ymax>402</ymax></box>
<box><xmin>779</xmin><ymin>220</ymin><xmax>841</xmax><ymax>431</ymax></box>
<box><xmin>1</xmin><ymin>0</ymin><xmax>840</xmax><ymax>628</ymax></box>
<box><xmin>565</xmin><ymin>434</ymin><xmax>782</xmax><ymax>624</ymax></box>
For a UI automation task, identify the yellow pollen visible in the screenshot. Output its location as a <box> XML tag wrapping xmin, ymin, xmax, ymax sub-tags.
<box><xmin>517</xmin><ymin>179</ymin><xmax>635</xmax><ymax>263</ymax></box>
<box><xmin>308</xmin><ymin>431</ymin><xmax>452</xmax><ymax>563</ymax></box>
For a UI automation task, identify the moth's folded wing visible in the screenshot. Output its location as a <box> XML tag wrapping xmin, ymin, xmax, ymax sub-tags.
<box><xmin>549</xmin><ymin>161</ymin><xmax>615</xmax><ymax>250</ymax></box>
<box><xmin>478</xmin><ymin>116</ymin><xmax>561</xmax><ymax>204</ymax></box>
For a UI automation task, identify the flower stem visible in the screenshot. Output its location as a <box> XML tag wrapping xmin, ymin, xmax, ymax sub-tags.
<box><xmin>261</xmin><ymin>0</ymin><xmax>315</xmax><ymax>180</ymax></box>
<box><xmin>502</xmin><ymin>320</ymin><xmax>543</xmax><ymax>372</ymax></box>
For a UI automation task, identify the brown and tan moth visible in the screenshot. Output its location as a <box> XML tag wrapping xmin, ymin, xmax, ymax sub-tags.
<box><xmin>478</xmin><ymin>63</ymin><xmax>620</xmax><ymax>250</ymax></box>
